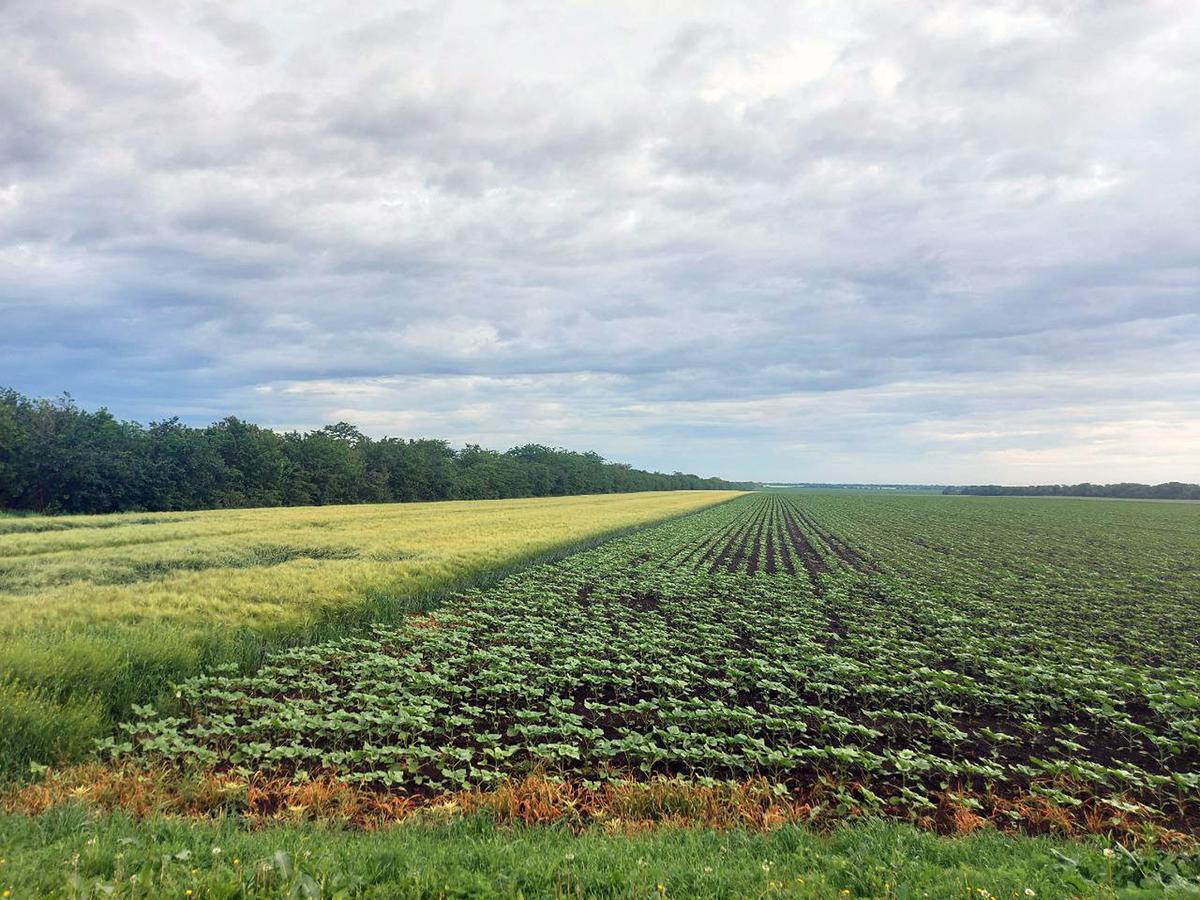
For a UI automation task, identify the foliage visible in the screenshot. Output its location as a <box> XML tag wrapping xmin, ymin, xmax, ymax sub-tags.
<box><xmin>0</xmin><ymin>491</ymin><xmax>738</xmax><ymax>778</ymax></box>
<box><xmin>0</xmin><ymin>387</ymin><xmax>753</xmax><ymax>514</ymax></box>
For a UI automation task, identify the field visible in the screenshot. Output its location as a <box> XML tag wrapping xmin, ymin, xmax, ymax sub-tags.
<box><xmin>0</xmin><ymin>491</ymin><xmax>739</xmax><ymax>778</ymax></box>
<box><xmin>4</xmin><ymin>490</ymin><xmax>1199</xmax><ymax>896</ymax></box>
<box><xmin>98</xmin><ymin>493</ymin><xmax>1199</xmax><ymax>836</ymax></box>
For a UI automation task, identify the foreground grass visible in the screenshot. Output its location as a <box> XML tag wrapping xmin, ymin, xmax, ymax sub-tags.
<box><xmin>5</xmin><ymin>808</ymin><xmax>1190</xmax><ymax>898</ymax></box>
<box><xmin>0</xmin><ymin>492</ymin><xmax>739</xmax><ymax>778</ymax></box>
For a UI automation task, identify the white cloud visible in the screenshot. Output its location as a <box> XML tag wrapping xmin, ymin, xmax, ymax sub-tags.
<box><xmin>1</xmin><ymin>0</ymin><xmax>1198</xmax><ymax>483</ymax></box>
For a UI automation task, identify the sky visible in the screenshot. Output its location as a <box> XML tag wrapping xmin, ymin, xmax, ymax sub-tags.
<box><xmin>2</xmin><ymin>1</ymin><xmax>1198</xmax><ymax>484</ymax></box>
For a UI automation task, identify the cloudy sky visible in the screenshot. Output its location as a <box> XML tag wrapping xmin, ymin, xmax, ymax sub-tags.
<box><xmin>2</xmin><ymin>1</ymin><xmax>1198</xmax><ymax>483</ymax></box>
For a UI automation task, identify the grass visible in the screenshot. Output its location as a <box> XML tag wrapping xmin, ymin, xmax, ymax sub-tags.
<box><xmin>0</xmin><ymin>491</ymin><xmax>740</xmax><ymax>779</ymax></box>
<box><xmin>1</xmin><ymin>806</ymin><xmax>1181</xmax><ymax>898</ymax></box>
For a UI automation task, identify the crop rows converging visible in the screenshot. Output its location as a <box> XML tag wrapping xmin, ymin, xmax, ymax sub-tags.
<box><xmin>656</xmin><ymin>494</ymin><xmax>836</xmax><ymax>584</ymax></box>
<box><xmin>112</xmin><ymin>493</ymin><xmax>1200</xmax><ymax>833</ymax></box>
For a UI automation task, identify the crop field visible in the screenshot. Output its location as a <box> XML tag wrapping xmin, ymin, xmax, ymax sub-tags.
<box><xmin>103</xmin><ymin>492</ymin><xmax>1199</xmax><ymax>840</ymax></box>
<box><xmin>0</xmin><ymin>491</ymin><xmax>738</xmax><ymax>777</ymax></box>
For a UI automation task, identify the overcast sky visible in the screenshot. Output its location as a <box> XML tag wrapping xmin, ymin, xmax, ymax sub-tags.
<box><xmin>2</xmin><ymin>1</ymin><xmax>1198</xmax><ymax>484</ymax></box>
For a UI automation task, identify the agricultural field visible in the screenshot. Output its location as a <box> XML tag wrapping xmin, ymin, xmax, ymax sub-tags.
<box><xmin>0</xmin><ymin>491</ymin><xmax>738</xmax><ymax>778</ymax></box>
<box><xmin>4</xmin><ymin>490</ymin><xmax>1199</xmax><ymax>896</ymax></box>
<box><xmin>94</xmin><ymin>493</ymin><xmax>1199</xmax><ymax>834</ymax></box>
<box><xmin>785</xmin><ymin>491</ymin><xmax>1200</xmax><ymax>668</ymax></box>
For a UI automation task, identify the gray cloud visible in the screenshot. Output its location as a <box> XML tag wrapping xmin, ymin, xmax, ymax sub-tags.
<box><xmin>1</xmin><ymin>0</ymin><xmax>1198</xmax><ymax>483</ymax></box>
<box><xmin>196</xmin><ymin>4</ymin><xmax>272</xmax><ymax>65</ymax></box>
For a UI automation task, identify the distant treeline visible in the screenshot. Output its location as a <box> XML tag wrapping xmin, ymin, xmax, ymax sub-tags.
<box><xmin>0</xmin><ymin>389</ymin><xmax>753</xmax><ymax>514</ymax></box>
<box><xmin>943</xmin><ymin>483</ymin><xmax>1200</xmax><ymax>500</ymax></box>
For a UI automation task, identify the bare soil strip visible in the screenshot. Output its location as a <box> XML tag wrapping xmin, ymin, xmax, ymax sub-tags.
<box><xmin>793</xmin><ymin>508</ymin><xmax>876</xmax><ymax>572</ymax></box>
<box><xmin>779</xmin><ymin>503</ymin><xmax>830</xmax><ymax>594</ymax></box>
<box><xmin>725</xmin><ymin>503</ymin><xmax>767</xmax><ymax>574</ymax></box>
<box><xmin>763</xmin><ymin>497</ymin><xmax>778</xmax><ymax>575</ymax></box>
<box><xmin>773</xmin><ymin>498</ymin><xmax>797</xmax><ymax>575</ymax></box>
<box><xmin>671</xmin><ymin>502</ymin><xmax>758</xmax><ymax>571</ymax></box>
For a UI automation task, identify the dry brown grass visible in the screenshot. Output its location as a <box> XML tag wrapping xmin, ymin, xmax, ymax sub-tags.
<box><xmin>5</xmin><ymin>763</ymin><xmax>1195</xmax><ymax>849</ymax></box>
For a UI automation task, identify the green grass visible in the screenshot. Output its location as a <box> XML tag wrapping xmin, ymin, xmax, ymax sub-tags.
<box><xmin>5</xmin><ymin>809</ymin><xmax>1192</xmax><ymax>898</ymax></box>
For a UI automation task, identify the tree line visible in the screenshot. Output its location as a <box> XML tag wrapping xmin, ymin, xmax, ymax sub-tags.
<box><xmin>943</xmin><ymin>482</ymin><xmax>1200</xmax><ymax>500</ymax></box>
<box><xmin>0</xmin><ymin>388</ymin><xmax>753</xmax><ymax>515</ymax></box>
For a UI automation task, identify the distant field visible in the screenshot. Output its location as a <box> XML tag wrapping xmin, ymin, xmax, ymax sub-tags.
<box><xmin>782</xmin><ymin>490</ymin><xmax>1200</xmax><ymax>666</ymax></box>
<box><xmin>0</xmin><ymin>491</ymin><xmax>740</xmax><ymax>777</ymax></box>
